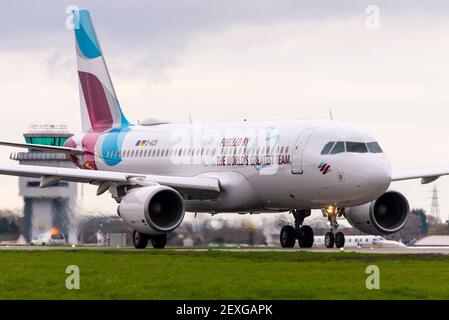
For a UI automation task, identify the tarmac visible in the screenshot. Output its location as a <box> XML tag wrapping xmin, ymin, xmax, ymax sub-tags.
<box><xmin>1</xmin><ymin>245</ymin><xmax>449</xmax><ymax>254</ymax></box>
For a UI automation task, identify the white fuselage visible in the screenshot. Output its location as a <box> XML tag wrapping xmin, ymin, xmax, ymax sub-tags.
<box><xmin>73</xmin><ymin>119</ymin><xmax>391</xmax><ymax>213</ymax></box>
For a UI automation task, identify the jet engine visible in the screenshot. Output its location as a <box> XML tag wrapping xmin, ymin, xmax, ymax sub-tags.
<box><xmin>118</xmin><ymin>185</ymin><xmax>185</xmax><ymax>235</ymax></box>
<box><xmin>345</xmin><ymin>191</ymin><xmax>409</xmax><ymax>235</ymax></box>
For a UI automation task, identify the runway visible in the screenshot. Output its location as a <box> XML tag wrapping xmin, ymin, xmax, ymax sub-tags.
<box><xmin>1</xmin><ymin>245</ymin><xmax>449</xmax><ymax>254</ymax></box>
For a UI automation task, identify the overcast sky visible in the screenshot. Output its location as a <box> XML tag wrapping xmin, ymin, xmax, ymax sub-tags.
<box><xmin>1</xmin><ymin>1</ymin><xmax>449</xmax><ymax>221</ymax></box>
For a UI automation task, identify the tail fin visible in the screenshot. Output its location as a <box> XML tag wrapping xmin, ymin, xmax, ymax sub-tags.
<box><xmin>73</xmin><ymin>9</ymin><xmax>130</xmax><ymax>132</ymax></box>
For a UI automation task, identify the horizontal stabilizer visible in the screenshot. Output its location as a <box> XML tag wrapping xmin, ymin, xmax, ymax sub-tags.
<box><xmin>0</xmin><ymin>141</ymin><xmax>84</xmax><ymax>155</ymax></box>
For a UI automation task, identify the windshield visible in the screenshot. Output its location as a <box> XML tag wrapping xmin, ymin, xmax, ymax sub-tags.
<box><xmin>320</xmin><ymin>141</ymin><xmax>383</xmax><ymax>155</ymax></box>
<box><xmin>366</xmin><ymin>142</ymin><xmax>383</xmax><ymax>153</ymax></box>
<box><xmin>346</xmin><ymin>142</ymin><xmax>368</xmax><ymax>153</ymax></box>
<box><xmin>330</xmin><ymin>141</ymin><xmax>345</xmax><ymax>154</ymax></box>
<box><xmin>320</xmin><ymin>142</ymin><xmax>335</xmax><ymax>155</ymax></box>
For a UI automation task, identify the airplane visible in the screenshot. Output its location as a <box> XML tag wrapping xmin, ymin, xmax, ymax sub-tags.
<box><xmin>313</xmin><ymin>235</ymin><xmax>406</xmax><ymax>248</ymax></box>
<box><xmin>0</xmin><ymin>9</ymin><xmax>448</xmax><ymax>249</ymax></box>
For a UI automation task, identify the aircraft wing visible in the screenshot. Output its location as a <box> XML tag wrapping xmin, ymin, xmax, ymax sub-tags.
<box><xmin>0</xmin><ymin>164</ymin><xmax>220</xmax><ymax>198</ymax></box>
<box><xmin>0</xmin><ymin>141</ymin><xmax>84</xmax><ymax>155</ymax></box>
<box><xmin>391</xmin><ymin>167</ymin><xmax>449</xmax><ymax>184</ymax></box>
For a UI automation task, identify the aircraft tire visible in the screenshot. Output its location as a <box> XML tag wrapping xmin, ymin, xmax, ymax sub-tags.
<box><xmin>280</xmin><ymin>225</ymin><xmax>296</xmax><ymax>248</ymax></box>
<box><xmin>133</xmin><ymin>230</ymin><xmax>149</xmax><ymax>249</ymax></box>
<box><xmin>298</xmin><ymin>225</ymin><xmax>314</xmax><ymax>248</ymax></box>
<box><xmin>151</xmin><ymin>234</ymin><xmax>167</xmax><ymax>249</ymax></box>
<box><xmin>325</xmin><ymin>232</ymin><xmax>335</xmax><ymax>248</ymax></box>
<box><xmin>335</xmin><ymin>232</ymin><xmax>345</xmax><ymax>248</ymax></box>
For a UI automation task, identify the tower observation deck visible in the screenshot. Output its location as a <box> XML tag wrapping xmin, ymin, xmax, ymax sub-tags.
<box><xmin>10</xmin><ymin>124</ymin><xmax>78</xmax><ymax>244</ymax></box>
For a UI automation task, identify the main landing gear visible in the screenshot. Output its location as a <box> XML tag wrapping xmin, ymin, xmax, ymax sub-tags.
<box><xmin>280</xmin><ymin>209</ymin><xmax>314</xmax><ymax>248</ymax></box>
<box><xmin>133</xmin><ymin>230</ymin><xmax>167</xmax><ymax>249</ymax></box>
<box><xmin>323</xmin><ymin>206</ymin><xmax>345</xmax><ymax>248</ymax></box>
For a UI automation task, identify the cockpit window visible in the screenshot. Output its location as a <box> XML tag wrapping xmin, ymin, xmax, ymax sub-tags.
<box><xmin>346</xmin><ymin>142</ymin><xmax>368</xmax><ymax>153</ymax></box>
<box><xmin>320</xmin><ymin>141</ymin><xmax>335</xmax><ymax>155</ymax></box>
<box><xmin>330</xmin><ymin>141</ymin><xmax>345</xmax><ymax>154</ymax></box>
<box><xmin>366</xmin><ymin>142</ymin><xmax>383</xmax><ymax>153</ymax></box>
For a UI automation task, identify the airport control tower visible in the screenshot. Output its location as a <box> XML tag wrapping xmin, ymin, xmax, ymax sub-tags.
<box><xmin>10</xmin><ymin>124</ymin><xmax>78</xmax><ymax>243</ymax></box>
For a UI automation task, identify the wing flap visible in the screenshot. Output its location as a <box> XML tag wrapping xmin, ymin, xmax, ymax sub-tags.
<box><xmin>0</xmin><ymin>164</ymin><xmax>220</xmax><ymax>197</ymax></box>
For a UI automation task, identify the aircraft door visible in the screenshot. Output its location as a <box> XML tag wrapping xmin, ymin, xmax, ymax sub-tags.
<box><xmin>291</xmin><ymin>128</ymin><xmax>316</xmax><ymax>174</ymax></box>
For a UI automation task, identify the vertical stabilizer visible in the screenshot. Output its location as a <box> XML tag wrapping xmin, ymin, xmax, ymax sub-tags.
<box><xmin>73</xmin><ymin>9</ymin><xmax>130</xmax><ymax>132</ymax></box>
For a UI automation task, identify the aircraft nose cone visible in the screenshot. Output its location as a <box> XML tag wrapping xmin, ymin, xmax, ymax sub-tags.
<box><xmin>362</xmin><ymin>158</ymin><xmax>391</xmax><ymax>199</ymax></box>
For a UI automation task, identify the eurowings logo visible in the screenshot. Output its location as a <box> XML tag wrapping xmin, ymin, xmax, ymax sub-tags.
<box><xmin>318</xmin><ymin>161</ymin><xmax>331</xmax><ymax>174</ymax></box>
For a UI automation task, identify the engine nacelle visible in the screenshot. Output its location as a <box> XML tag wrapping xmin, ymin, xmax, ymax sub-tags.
<box><xmin>118</xmin><ymin>185</ymin><xmax>185</xmax><ymax>235</ymax></box>
<box><xmin>345</xmin><ymin>191</ymin><xmax>409</xmax><ymax>235</ymax></box>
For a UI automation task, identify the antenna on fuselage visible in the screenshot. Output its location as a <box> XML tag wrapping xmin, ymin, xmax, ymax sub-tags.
<box><xmin>329</xmin><ymin>109</ymin><xmax>334</xmax><ymax>121</ymax></box>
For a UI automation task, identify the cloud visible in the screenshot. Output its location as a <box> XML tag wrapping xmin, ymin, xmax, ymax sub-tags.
<box><xmin>3</xmin><ymin>0</ymin><xmax>449</xmax><ymax>84</ymax></box>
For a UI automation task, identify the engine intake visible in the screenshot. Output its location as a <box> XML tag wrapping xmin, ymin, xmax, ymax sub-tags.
<box><xmin>118</xmin><ymin>185</ymin><xmax>185</xmax><ymax>235</ymax></box>
<box><xmin>345</xmin><ymin>191</ymin><xmax>409</xmax><ymax>235</ymax></box>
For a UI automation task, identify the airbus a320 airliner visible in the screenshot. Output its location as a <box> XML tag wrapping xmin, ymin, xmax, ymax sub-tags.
<box><xmin>0</xmin><ymin>10</ymin><xmax>447</xmax><ymax>249</ymax></box>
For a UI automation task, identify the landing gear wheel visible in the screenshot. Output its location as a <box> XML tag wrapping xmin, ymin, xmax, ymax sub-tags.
<box><xmin>335</xmin><ymin>232</ymin><xmax>345</xmax><ymax>248</ymax></box>
<box><xmin>280</xmin><ymin>225</ymin><xmax>296</xmax><ymax>248</ymax></box>
<box><xmin>151</xmin><ymin>234</ymin><xmax>167</xmax><ymax>249</ymax></box>
<box><xmin>133</xmin><ymin>230</ymin><xmax>149</xmax><ymax>249</ymax></box>
<box><xmin>298</xmin><ymin>225</ymin><xmax>314</xmax><ymax>248</ymax></box>
<box><xmin>325</xmin><ymin>232</ymin><xmax>335</xmax><ymax>248</ymax></box>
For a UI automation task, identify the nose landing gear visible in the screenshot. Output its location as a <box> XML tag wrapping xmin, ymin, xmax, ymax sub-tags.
<box><xmin>280</xmin><ymin>209</ymin><xmax>314</xmax><ymax>248</ymax></box>
<box><xmin>323</xmin><ymin>206</ymin><xmax>346</xmax><ymax>248</ymax></box>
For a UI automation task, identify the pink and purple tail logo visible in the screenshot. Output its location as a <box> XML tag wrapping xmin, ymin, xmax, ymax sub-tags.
<box><xmin>318</xmin><ymin>161</ymin><xmax>331</xmax><ymax>174</ymax></box>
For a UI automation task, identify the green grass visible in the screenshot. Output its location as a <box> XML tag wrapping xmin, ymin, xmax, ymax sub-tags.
<box><xmin>0</xmin><ymin>249</ymin><xmax>449</xmax><ymax>299</ymax></box>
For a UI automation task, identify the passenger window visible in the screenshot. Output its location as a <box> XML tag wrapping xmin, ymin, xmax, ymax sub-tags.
<box><xmin>330</xmin><ymin>141</ymin><xmax>345</xmax><ymax>154</ymax></box>
<box><xmin>346</xmin><ymin>142</ymin><xmax>368</xmax><ymax>153</ymax></box>
<box><xmin>285</xmin><ymin>146</ymin><xmax>289</xmax><ymax>154</ymax></box>
<box><xmin>367</xmin><ymin>142</ymin><xmax>383</xmax><ymax>153</ymax></box>
<box><xmin>320</xmin><ymin>142</ymin><xmax>335</xmax><ymax>155</ymax></box>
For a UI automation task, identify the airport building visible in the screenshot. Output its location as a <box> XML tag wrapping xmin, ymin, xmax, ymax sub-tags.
<box><xmin>9</xmin><ymin>124</ymin><xmax>78</xmax><ymax>243</ymax></box>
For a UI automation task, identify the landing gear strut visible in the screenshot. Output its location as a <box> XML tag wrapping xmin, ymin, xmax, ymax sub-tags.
<box><xmin>280</xmin><ymin>209</ymin><xmax>314</xmax><ymax>248</ymax></box>
<box><xmin>133</xmin><ymin>230</ymin><xmax>168</xmax><ymax>249</ymax></box>
<box><xmin>323</xmin><ymin>207</ymin><xmax>346</xmax><ymax>248</ymax></box>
